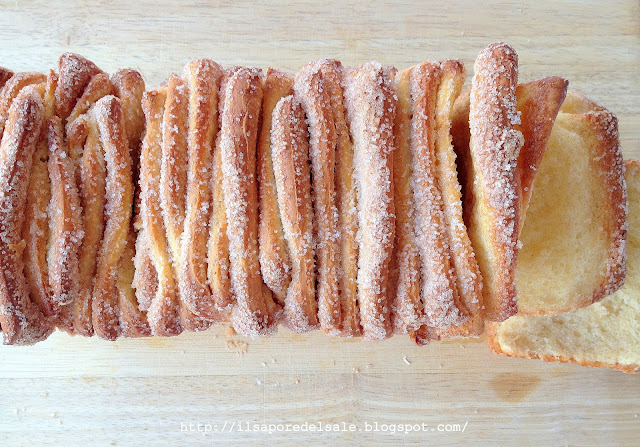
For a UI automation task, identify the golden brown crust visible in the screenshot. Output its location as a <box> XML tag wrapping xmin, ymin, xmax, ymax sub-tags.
<box><xmin>410</xmin><ymin>62</ymin><xmax>468</xmax><ymax>328</ymax></box>
<box><xmin>206</xmin><ymin>70</ymin><xmax>242</xmax><ymax>321</ymax></box>
<box><xmin>23</xmin><ymin>133</ymin><xmax>53</xmax><ymax>316</ymax></box>
<box><xmin>258</xmin><ymin>69</ymin><xmax>293</xmax><ymax>304</ymax></box>
<box><xmin>320</xmin><ymin>60</ymin><xmax>361</xmax><ymax>337</ymax></box>
<box><xmin>70</xmin><ymin>114</ymin><xmax>104</xmax><ymax>336</ymax></box>
<box><xmin>178</xmin><ymin>59</ymin><xmax>223</xmax><ymax>319</ymax></box>
<box><xmin>579</xmin><ymin>110</ymin><xmax>627</xmax><ymax>307</ymax></box>
<box><xmin>91</xmin><ymin>96</ymin><xmax>133</xmax><ymax>340</ymax></box>
<box><xmin>156</xmin><ymin>74</ymin><xmax>211</xmax><ymax>332</ymax></box>
<box><xmin>486</xmin><ymin>322</ymin><xmax>639</xmax><ymax>374</ymax></box>
<box><xmin>428</xmin><ymin>60</ymin><xmax>485</xmax><ymax>340</ymax></box>
<box><xmin>391</xmin><ymin>68</ymin><xmax>424</xmax><ymax>334</ymax></box>
<box><xmin>111</xmin><ymin>69</ymin><xmax>146</xmax><ymax>154</ymax></box>
<box><xmin>23</xmin><ymin>74</ymin><xmax>56</xmax><ymax>318</ymax></box>
<box><xmin>51</xmin><ymin>61</ymin><xmax>110</xmax><ymax>335</ymax></box>
<box><xmin>179</xmin><ymin>301</ymin><xmax>212</xmax><ymax>332</ymax></box>
<box><xmin>271</xmin><ymin>95</ymin><xmax>318</xmax><ymax>332</ymax></box>
<box><xmin>221</xmin><ymin>67</ymin><xmax>280</xmax><ymax>337</ymax></box>
<box><xmin>118</xmin><ymin>231</ymin><xmax>151</xmax><ymax>338</ymax></box>
<box><xmin>0</xmin><ymin>72</ymin><xmax>47</xmax><ymax>138</ymax></box>
<box><xmin>0</xmin><ymin>67</ymin><xmax>13</xmax><ymax>90</ymax></box>
<box><xmin>515</xmin><ymin>76</ymin><xmax>568</xmax><ymax>227</ymax></box>
<box><xmin>132</xmin><ymin>229</ymin><xmax>157</xmax><ymax>313</ymax></box>
<box><xmin>56</xmin><ymin>53</ymin><xmax>103</xmax><ymax>121</ymax></box>
<box><xmin>22</xmin><ymin>75</ymin><xmax>57</xmax><ymax>317</ymax></box>
<box><xmin>136</xmin><ymin>89</ymin><xmax>183</xmax><ymax>336</ymax></box>
<box><xmin>0</xmin><ymin>53</ymin><xmax>626</xmax><ymax>349</ymax></box>
<box><xmin>207</xmin><ymin>120</ymin><xmax>233</xmax><ymax>319</ymax></box>
<box><xmin>294</xmin><ymin>61</ymin><xmax>341</xmax><ymax>334</ymax></box>
<box><xmin>432</xmin><ymin>64</ymin><xmax>482</xmax><ymax>339</ymax></box>
<box><xmin>160</xmin><ymin>75</ymin><xmax>189</xmax><ymax>263</ymax></box>
<box><xmin>46</xmin><ymin>116</ymin><xmax>84</xmax><ymax>313</ymax></box>
<box><xmin>111</xmin><ymin>69</ymin><xmax>145</xmax><ymax>187</ymax></box>
<box><xmin>0</xmin><ymin>89</ymin><xmax>52</xmax><ymax>345</ymax></box>
<box><xmin>467</xmin><ymin>42</ymin><xmax>523</xmax><ymax>322</ymax></box>
<box><xmin>65</xmin><ymin>73</ymin><xmax>114</xmax><ymax>126</ymax></box>
<box><xmin>451</xmin><ymin>86</ymin><xmax>472</xmax><ymax>218</ymax></box>
<box><xmin>343</xmin><ymin>62</ymin><xmax>397</xmax><ymax>341</ymax></box>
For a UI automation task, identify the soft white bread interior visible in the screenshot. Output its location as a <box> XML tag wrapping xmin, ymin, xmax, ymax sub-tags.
<box><xmin>516</xmin><ymin>91</ymin><xmax>627</xmax><ymax>314</ymax></box>
<box><xmin>488</xmin><ymin>159</ymin><xmax>639</xmax><ymax>373</ymax></box>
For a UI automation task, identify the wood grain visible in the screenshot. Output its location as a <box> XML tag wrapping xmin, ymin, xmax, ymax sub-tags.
<box><xmin>0</xmin><ymin>1</ymin><xmax>639</xmax><ymax>446</ymax></box>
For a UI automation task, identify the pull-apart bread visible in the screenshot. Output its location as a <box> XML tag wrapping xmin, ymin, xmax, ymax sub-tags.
<box><xmin>488</xmin><ymin>160</ymin><xmax>639</xmax><ymax>373</ymax></box>
<box><xmin>0</xmin><ymin>42</ymin><xmax>635</xmax><ymax>375</ymax></box>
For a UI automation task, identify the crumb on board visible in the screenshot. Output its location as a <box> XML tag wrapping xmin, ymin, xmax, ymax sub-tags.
<box><xmin>225</xmin><ymin>339</ymin><xmax>249</xmax><ymax>355</ymax></box>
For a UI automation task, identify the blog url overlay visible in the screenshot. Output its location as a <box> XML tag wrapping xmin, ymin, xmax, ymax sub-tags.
<box><xmin>180</xmin><ymin>420</ymin><xmax>468</xmax><ymax>435</ymax></box>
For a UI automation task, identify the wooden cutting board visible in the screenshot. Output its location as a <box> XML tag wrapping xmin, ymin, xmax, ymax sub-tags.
<box><xmin>0</xmin><ymin>1</ymin><xmax>639</xmax><ymax>445</ymax></box>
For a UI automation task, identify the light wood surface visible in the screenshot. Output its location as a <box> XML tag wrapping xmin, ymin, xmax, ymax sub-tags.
<box><xmin>1</xmin><ymin>1</ymin><xmax>639</xmax><ymax>446</ymax></box>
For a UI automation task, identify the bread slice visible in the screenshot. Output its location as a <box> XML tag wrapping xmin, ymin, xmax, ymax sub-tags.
<box><xmin>488</xmin><ymin>159</ymin><xmax>640</xmax><ymax>373</ymax></box>
<box><xmin>515</xmin><ymin>91</ymin><xmax>626</xmax><ymax>314</ymax></box>
<box><xmin>461</xmin><ymin>42</ymin><xmax>523</xmax><ymax>322</ymax></box>
<box><xmin>453</xmin><ymin>43</ymin><xmax>623</xmax><ymax>319</ymax></box>
<box><xmin>453</xmin><ymin>43</ymin><xmax>566</xmax><ymax>322</ymax></box>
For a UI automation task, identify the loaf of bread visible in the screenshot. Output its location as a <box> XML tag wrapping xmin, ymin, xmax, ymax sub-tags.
<box><xmin>0</xmin><ymin>43</ymin><xmax>635</xmax><ymax>374</ymax></box>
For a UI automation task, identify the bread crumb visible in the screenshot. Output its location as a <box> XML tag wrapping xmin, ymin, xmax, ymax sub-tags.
<box><xmin>225</xmin><ymin>339</ymin><xmax>249</xmax><ymax>356</ymax></box>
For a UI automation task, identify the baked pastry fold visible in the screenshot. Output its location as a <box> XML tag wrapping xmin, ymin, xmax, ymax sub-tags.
<box><xmin>270</xmin><ymin>95</ymin><xmax>318</xmax><ymax>332</ymax></box>
<box><xmin>0</xmin><ymin>88</ymin><xmax>52</xmax><ymax>345</ymax></box>
<box><xmin>395</xmin><ymin>60</ymin><xmax>485</xmax><ymax>343</ymax></box>
<box><xmin>220</xmin><ymin>68</ymin><xmax>281</xmax><ymax>336</ymax></box>
<box><xmin>343</xmin><ymin>62</ymin><xmax>397</xmax><ymax>341</ymax></box>
<box><xmin>258</xmin><ymin>69</ymin><xmax>294</xmax><ymax>305</ymax></box>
